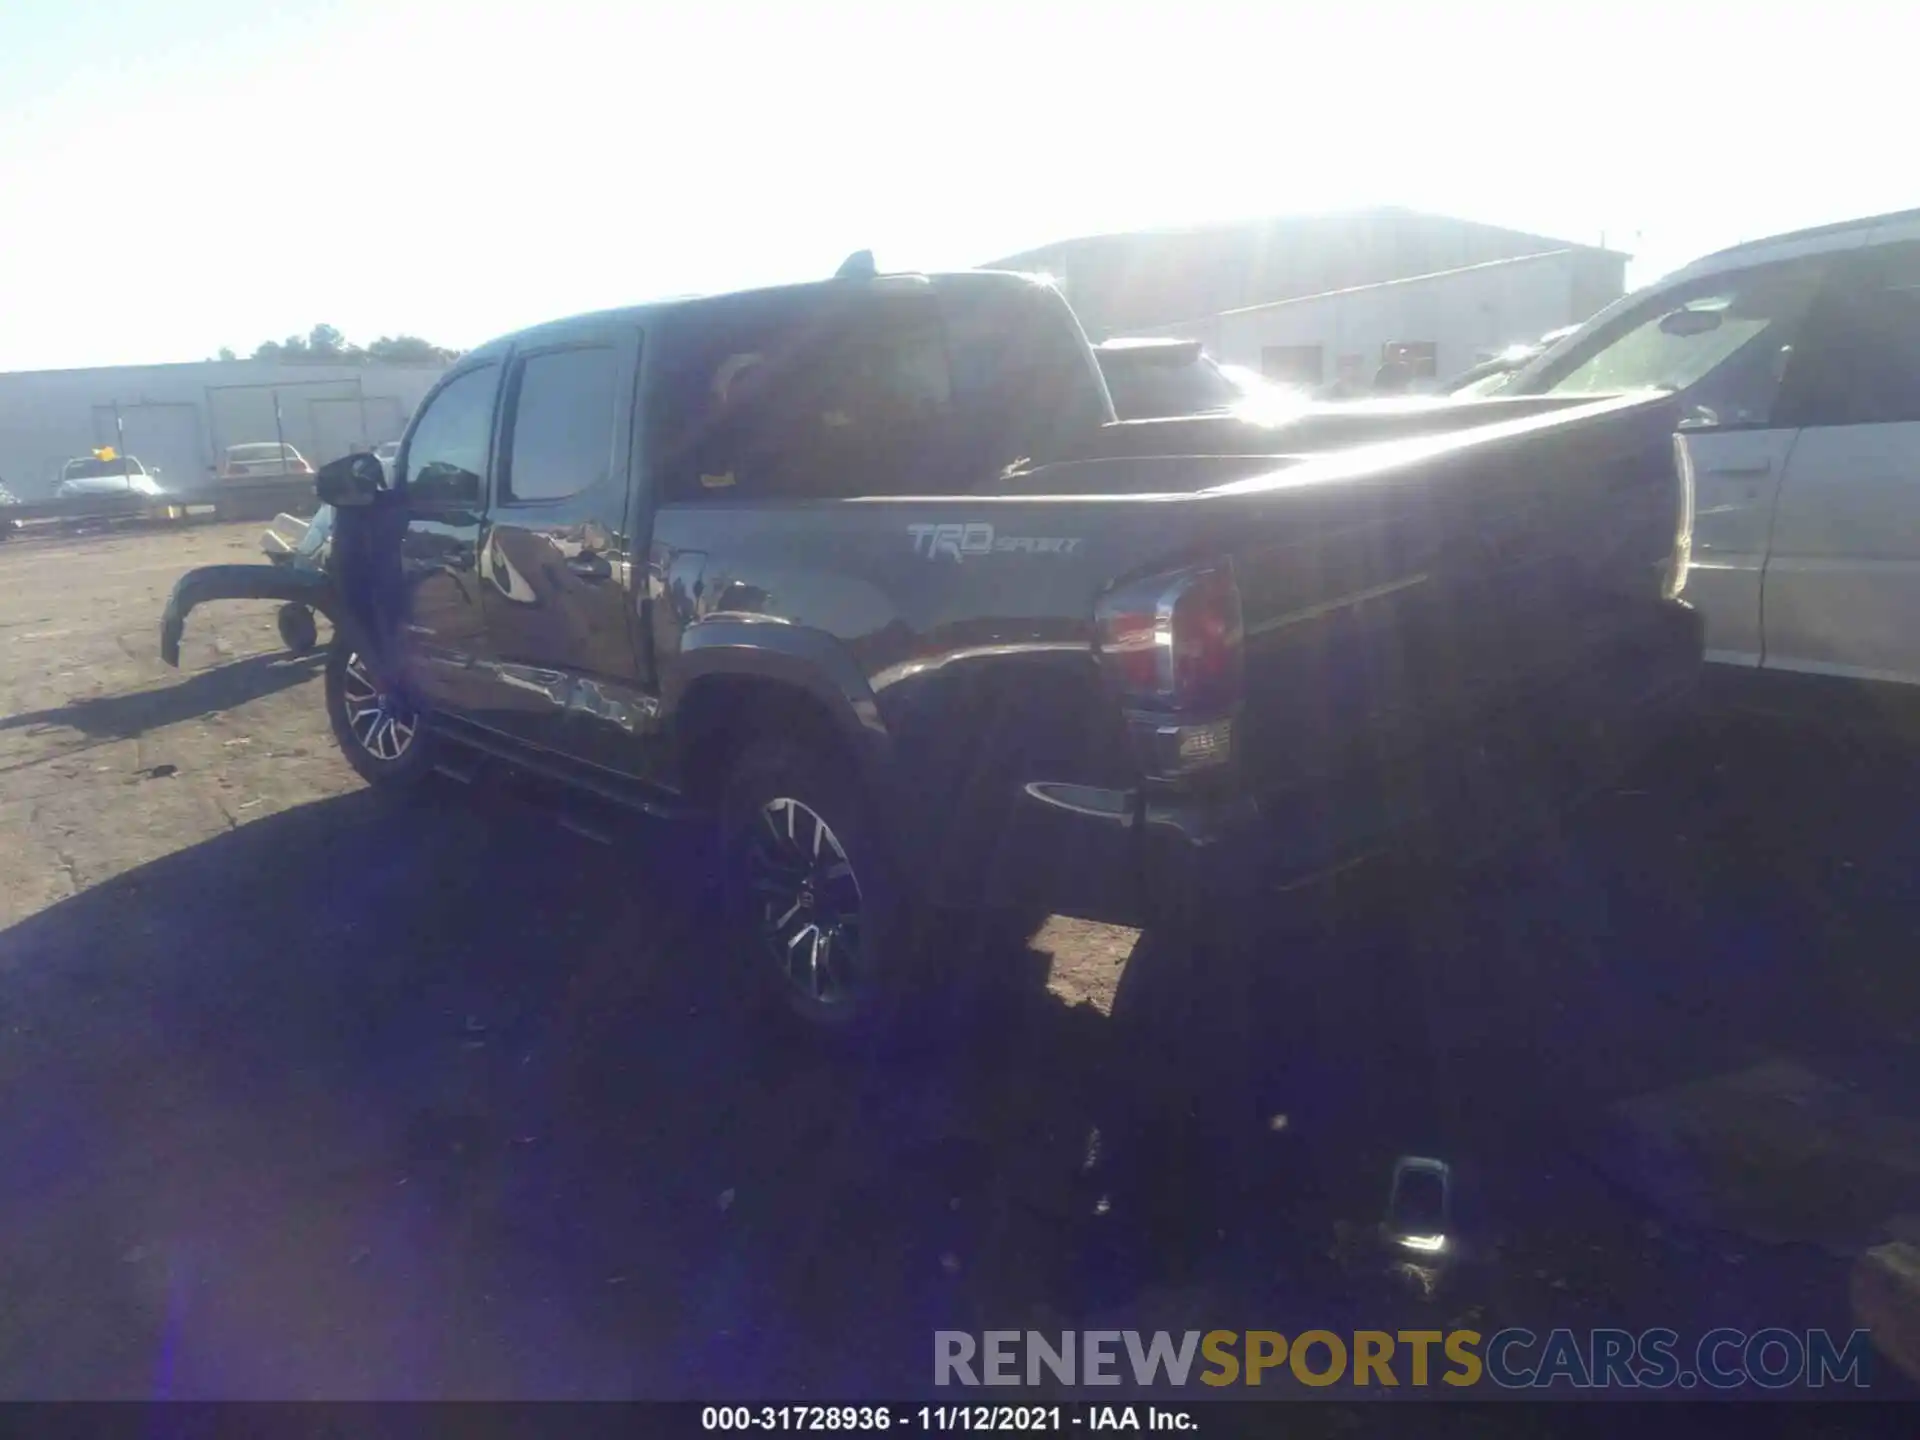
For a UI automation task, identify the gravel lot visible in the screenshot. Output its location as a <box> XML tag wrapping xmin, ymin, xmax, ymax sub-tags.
<box><xmin>1</xmin><ymin>522</ymin><xmax>1917</xmax><ymax>1403</ymax></box>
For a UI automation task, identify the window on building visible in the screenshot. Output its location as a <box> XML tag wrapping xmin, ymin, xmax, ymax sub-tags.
<box><xmin>1381</xmin><ymin>342</ymin><xmax>1438</xmax><ymax>379</ymax></box>
<box><xmin>1261</xmin><ymin>345</ymin><xmax>1324</xmax><ymax>386</ymax></box>
<box><xmin>403</xmin><ymin>364</ymin><xmax>499</xmax><ymax>506</ymax></box>
<box><xmin>501</xmin><ymin>346</ymin><xmax>620</xmax><ymax>503</ymax></box>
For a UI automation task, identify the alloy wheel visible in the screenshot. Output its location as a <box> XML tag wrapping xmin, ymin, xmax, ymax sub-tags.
<box><xmin>746</xmin><ymin>796</ymin><xmax>865</xmax><ymax>1006</ymax></box>
<box><xmin>340</xmin><ymin>653</ymin><xmax>418</xmax><ymax>763</ymax></box>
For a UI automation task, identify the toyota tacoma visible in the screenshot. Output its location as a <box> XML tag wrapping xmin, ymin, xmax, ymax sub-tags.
<box><xmin>162</xmin><ymin>258</ymin><xmax>1701</xmax><ymax>1037</ymax></box>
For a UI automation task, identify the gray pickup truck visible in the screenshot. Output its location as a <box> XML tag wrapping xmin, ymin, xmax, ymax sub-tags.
<box><xmin>163</xmin><ymin>259</ymin><xmax>1701</xmax><ymax>1038</ymax></box>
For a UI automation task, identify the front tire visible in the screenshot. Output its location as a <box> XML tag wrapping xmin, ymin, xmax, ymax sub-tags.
<box><xmin>325</xmin><ymin>643</ymin><xmax>436</xmax><ymax>792</ymax></box>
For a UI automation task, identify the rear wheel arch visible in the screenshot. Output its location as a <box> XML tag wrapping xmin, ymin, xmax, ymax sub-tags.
<box><xmin>665</xmin><ymin>626</ymin><xmax>893</xmax><ymax>805</ymax></box>
<box><xmin>675</xmin><ymin>671</ymin><xmax>859</xmax><ymax>808</ymax></box>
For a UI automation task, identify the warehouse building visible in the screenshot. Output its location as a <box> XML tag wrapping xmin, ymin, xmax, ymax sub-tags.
<box><xmin>1138</xmin><ymin>248</ymin><xmax>1614</xmax><ymax>391</ymax></box>
<box><xmin>983</xmin><ymin>208</ymin><xmax>1626</xmax><ymax>389</ymax></box>
<box><xmin>0</xmin><ymin>360</ymin><xmax>447</xmax><ymax>499</ymax></box>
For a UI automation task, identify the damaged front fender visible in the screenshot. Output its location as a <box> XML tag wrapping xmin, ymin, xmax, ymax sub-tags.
<box><xmin>159</xmin><ymin>564</ymin><xmax>340</xmax><ymax>668</ymax></box>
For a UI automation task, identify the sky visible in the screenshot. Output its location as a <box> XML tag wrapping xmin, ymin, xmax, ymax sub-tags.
<box><xmin>0</xmin><ymin>0</ymin><xmax>1909</xmax><ymax>371</ymax></box>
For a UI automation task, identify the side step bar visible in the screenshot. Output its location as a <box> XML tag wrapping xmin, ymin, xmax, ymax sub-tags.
<box><xmin>426</xmin><ymin>717</ymin><xmax>695</xmax><ymax>824</ymax></box>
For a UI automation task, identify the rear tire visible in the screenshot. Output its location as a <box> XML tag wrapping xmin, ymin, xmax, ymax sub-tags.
<box><xmin>719</xmin><ymin>738</ymin><xmax>929</xmax><ymax>1042</ymax></box>
<box><xmin>325</xmin><ymin>642</ymin><xmax>436</xmax><ymax>793</ymax></box>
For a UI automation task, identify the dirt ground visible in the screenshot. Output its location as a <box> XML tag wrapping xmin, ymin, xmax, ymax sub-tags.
<box><xmin>2</xmin><ymin>522</ymin><xmax>1918</xmax><ymax>1404</ymax></box>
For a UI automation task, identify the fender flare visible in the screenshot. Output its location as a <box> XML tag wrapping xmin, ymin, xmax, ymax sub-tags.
<box><xmin>665</xmin><ymin>619</ymin><xmax>892</xmax><ymax>783</ymax></box>
<box><xmin>160</xmin><ymin>564</ymin><xmax>340</xmax><ymax>668</ymax></box>
<box><xmin>158</xmin><ymin>562</ymin><xmax>393</xmax><ymax>685</ymax></box>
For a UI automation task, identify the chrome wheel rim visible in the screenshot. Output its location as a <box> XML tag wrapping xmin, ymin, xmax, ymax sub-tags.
<box><xmin>746</xmin><ymin>797</ymin><xmax>864</xmax><ymax>1006</ymax></box>
<box><xmin>340</xmin><ymin>653</ymin><xmax>417</xmax><ymax>763</ymax></box>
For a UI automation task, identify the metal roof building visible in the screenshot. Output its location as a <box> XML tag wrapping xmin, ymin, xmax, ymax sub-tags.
<box><xmin>983</xmin><ymin>207</ymin><xmax>1626</xmax><ymax>340</ymax></box>
<box><xmin>0</xmin><ymin>359</ymin><xmax>447</xmax><ymax>500</ymax></box>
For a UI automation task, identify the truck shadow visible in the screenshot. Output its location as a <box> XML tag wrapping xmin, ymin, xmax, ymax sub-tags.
<box><xmin>2</xmin><ymin>726</ymin><xmax>1916</xmax><ymax>1398</ymax></box>
<box><xmin>0</xmin><ymin>651</ymin><xmax>323</xmax><ymax>742</ymax></box>
<box><xmin>0</xmin><ymin>777</ymin><xmax>1278</xmax><ymax>1397</ymax></box>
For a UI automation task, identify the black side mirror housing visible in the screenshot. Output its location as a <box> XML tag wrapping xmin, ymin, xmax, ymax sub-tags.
<box><xmin>1658</xmin><ymin>307</ymin><xmax>1724</xmax><ymax>339</ymax></box>
<box><xmin>314</xmin><ymin>452</ymin><xmax>385</xmax><ymax>508</ymax></box>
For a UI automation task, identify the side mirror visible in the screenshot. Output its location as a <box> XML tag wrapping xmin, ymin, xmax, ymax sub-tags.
<box><xmin>1658</xmin><ymin>307</ymin><xmax>1724</xmax><ymax>339</ymax></box>
<box><xmin>314</xmin><ymin>452</ymin><xmax>385</xmax><ymax>508</ymax></box>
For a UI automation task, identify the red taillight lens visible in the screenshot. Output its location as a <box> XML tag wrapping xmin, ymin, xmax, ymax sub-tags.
<box><xmin>1168</xmin><ymin>566</ymin><xmax>1242</xmax><ymax>709</ymax></box>
<box><xmin>1095</xmin><ymin>562</ymin><xmax>1243</xmax><ymax>711</ymax></box>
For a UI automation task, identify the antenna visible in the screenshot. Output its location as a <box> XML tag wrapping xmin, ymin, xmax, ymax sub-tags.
<box><xmin>834</xmin><ymin>249</ymin><xmax>877</xmax><ymax>280</ymax></box>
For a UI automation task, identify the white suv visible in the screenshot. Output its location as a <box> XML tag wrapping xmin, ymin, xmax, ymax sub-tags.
<box><xmin>1506</xmin><ymin>208</ymin><xmax>1920</xmax><ymax>693</ymax></box>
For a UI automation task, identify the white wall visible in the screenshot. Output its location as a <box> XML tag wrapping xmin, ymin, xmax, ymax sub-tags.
<box><xmin>0</xmin><ymin>360</ymin><xmax>446</xmax><ymax>497</ymax></box>
<box><xmin>1141</xmin><ymin>252</ymin><xmax>1603</xmax><ymax>389</ymax></box>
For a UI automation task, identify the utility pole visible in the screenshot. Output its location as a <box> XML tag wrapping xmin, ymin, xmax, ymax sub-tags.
<box><xmin>114</xmin><ymin>401</ymin><xmax>129</xmax><ymax>490</ymax></box>
<box><xmin>273</xmin><ymin>389</ymin><xmax>287</xmax><ymax>473</ymax></box>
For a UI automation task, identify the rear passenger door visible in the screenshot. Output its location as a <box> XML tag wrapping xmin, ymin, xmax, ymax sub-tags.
<box><xmin>1763</xmin><ymin>239</ymin><xmax>1920</xmax><ymax>685</ymax></box>
<box><xmin>475</xmin><ymin>324</ymin><xmax>648</xmax><ymax>764</ymax></box>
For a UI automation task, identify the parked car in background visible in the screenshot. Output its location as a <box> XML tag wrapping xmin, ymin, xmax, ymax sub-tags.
<box><xmin>51</xmin><ymin>454</ymin><xmax>180</xmax><ymax>524</ymax></box>
<box><xmin>220</xmin><ymin>443</ymin><xmax>312</xmax><ymax>481</ymax></box>
<box><xmin>1502</xmin><ymin>207</ymin><xmax>1920</xmax><ymax>704</ymax></box>
<box><xmin>55</xmin><ymin>454</ymin><xmax>166</xmax><ymax>499</ymax></box>
<box><xmin>165</xmin><ymin>262</ymin><xmax>1698</xmax><ymax>1043</ymax></box>
<box><xmin>214</xmin><ymin>442</ymin><xmax>317</xmax><ymax>520</ymax></box>
<box><xmin>0</xmin><ymin>480</ymin><xmax>20</xmax><ymax>538</ymax></box>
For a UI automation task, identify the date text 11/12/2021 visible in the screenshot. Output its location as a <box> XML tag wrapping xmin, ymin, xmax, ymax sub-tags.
<box><xmin>701</xmin><ymin>1406</ymin><xmax>1195</xmax><ymax>1431</ymax></box>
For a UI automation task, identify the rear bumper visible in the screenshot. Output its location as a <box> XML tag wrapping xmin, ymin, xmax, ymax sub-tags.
<box><xmin>1006</xmin><ymin>602</ymin><xmax>1705</xmax><ymax>926</ymax></box>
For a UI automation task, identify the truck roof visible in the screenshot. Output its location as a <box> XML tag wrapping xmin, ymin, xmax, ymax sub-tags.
<box><xmin>461</xmin><ymin>269</ymin><xmax>1059</xmax><ymax>363</ymax></box>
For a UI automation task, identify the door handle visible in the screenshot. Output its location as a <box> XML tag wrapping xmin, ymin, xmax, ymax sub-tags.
<box><xmin>566</xmin><ymin>552</ymin><xmax>612</xmax><ymax>581</ymax></box>
<box><xmin>1698</xmin><ymin>464</ymin><xmax>1773</xmax><ymax>480</ymax></box>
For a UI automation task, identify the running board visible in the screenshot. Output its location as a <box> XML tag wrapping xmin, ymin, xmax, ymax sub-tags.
<box><xmin>426</xmin><ymin>718</ymin><xmax>693</xmax><ymax>822</ymax></box>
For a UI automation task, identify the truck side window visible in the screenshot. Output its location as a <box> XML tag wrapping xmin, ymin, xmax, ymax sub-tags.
<box><xmin>1778</xmin><ymin>242</ymin><xmax>1920</xmax><ymax>428</ymax></box>
<box><xmin>403</xmin><ymin>364</ymin><xmax>499</xmax><ymax>507</ymax></box>
<box><xmin>501</xmin><ymin>346</ymin><xmax>619</xmax><ymax>503</ymax></box>
<box><xmin>661</xmin><ymin>296</ymin><xmax>956</xmax><ymax>502</ymax></box>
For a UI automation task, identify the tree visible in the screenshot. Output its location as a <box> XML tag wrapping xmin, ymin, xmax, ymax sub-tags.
<box><xmin>364</xmin><ymin>334</ymin><xmax>461</xmax><ymax>365</ymax></box>
<box><xmin>230</xmin><ymin>325</ymin><xmax>459</xmax><ymax>366</ymax></box>
<box><xmin>307</xmin><ymin>324</ymin><xmax>349</xmax><ymax>359</ymax></box>
<box><xmin>216</xmin><ymin>346</ymin><xmax>237</xmax><ymax>362</ymax></box>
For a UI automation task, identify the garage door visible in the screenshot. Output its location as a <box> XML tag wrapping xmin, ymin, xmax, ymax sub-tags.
<box><xmin>307</xmin><ymin>395</ymin><xmax>405</xmax><ymax>466</ymax></box>
<box><xmin>91</xmin><ymin>403</ymin><xmax>207</xmax><ymax>491</ymax></box>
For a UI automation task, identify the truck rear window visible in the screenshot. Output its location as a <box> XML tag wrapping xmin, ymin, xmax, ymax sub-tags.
<box><xmin>655</xmin><ymin>293</ymin><xmax>957</xmax><ymax>502</ymax></box>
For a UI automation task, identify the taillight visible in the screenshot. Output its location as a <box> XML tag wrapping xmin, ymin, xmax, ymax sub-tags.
<box><xmin>1096</xmin><ymin>561</ymin><xmax>1243</xmax><ymax>779</ymax></box>
<box><xmin>1095</xmin><ymin>562</ymin><xmax>1243</xmax><ymax>711</ymax></box>
<box><xmin>290</xmin><ymin>459</ymin><xmax>311</xmax><ymax>474</ymax></box>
